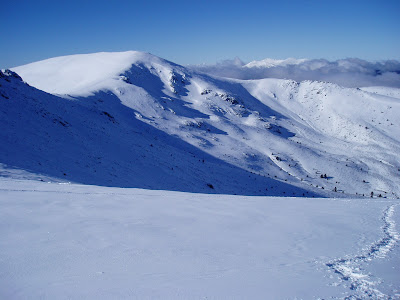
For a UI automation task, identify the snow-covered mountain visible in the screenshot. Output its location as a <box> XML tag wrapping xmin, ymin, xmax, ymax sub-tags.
<box><xmin>192</xmin><ymin>57</ymin><xmax>400</xmax><ymax>88</ymax></box>
<box><xmin>2</xmin><ymin>51</ymin><xmax>400</xmax><ymax>299</ymax></box>
<box><xmin>2</xmin><ymin>51</ymin><xmax>400</xmax><ymax>198</ymax></box>
<box><xmin>244</xmin><ymin>57</ymin><xmax>309</xmax><ymax>68</ymax></box>
<box><xmin>1</xmin><ymin>68</ymin><xmax>310</xmax><ymax>196</ymax></box>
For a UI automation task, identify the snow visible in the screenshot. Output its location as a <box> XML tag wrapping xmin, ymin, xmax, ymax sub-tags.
<box><xmin>245</xmin><ymin>57</ymin><xmax>309</xmax><ymax>68</ymax></box>
<box><xmin>0</xmin><ymin>68</ymin><xmax>315</xmax><ymax>197</ymax></box>
<box><xmin>0</xmin><ymin>179</ymin><xmax>399</xmax><ymax>299</ymax></box>
<box><xmin>2</xmin><ymin>51</ymin><xmax>400</xmax><ymax>298</ymax></box>
<box><xmin>192</xmin><ymin>58</ymin><xmax>400</xmax><ymax>88</ymax></box>
<box><xmin>12</xmin><ymin>51</ymin><xmax>169</xmax><ymax>96</ymax></box>
<box><xmin>7</xmin><ymin>52</ymin><xmax>400</xmax><ymax>198</ymax></box>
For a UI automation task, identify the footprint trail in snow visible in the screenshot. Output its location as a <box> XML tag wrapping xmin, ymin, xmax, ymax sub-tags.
<box><xmin>326</xmin><ymin>204</ymin><xmax>400</xmax><ymax>299</ymax></box>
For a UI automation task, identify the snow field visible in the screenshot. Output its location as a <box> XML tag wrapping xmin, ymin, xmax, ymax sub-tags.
<box><xmin>0</xmin><ymin>179</ymin><xmax>399</xmax><ymax>299</ymax></box>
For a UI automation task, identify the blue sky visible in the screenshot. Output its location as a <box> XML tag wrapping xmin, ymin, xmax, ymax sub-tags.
<box><xmin>1</xmin><ymin>0</ymin><xmax>399</xmax><ymax>68</ymax></box>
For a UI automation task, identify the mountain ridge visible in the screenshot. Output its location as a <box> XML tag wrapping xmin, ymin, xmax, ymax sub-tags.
<box><xmin>0</xmin><ymin>68</ymin><xmax>319</xmax><ymax>196</ymax></box>
<box><xmin>2</xmin><ymin>51</ymin><xmax>400</xmax><ymax>198</ymax></box>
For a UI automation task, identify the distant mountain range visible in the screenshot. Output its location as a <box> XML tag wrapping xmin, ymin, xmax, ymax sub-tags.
<box><xmin>191</xmin><ymin>57</ymin><xmax>400</xmax><ymax>88</ymax></box>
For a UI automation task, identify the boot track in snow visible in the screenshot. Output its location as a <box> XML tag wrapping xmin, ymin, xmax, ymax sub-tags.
<box><xmin>326</xmin><ymin>204</ymin><xmax>399</xmax><ymax>299</ymax></box>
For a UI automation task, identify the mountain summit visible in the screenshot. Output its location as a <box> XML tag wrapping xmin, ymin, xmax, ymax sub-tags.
<box><xmin>12</xmin><ymin>51</ymin><xmax>173</xmax><ymax>95</ymax></box>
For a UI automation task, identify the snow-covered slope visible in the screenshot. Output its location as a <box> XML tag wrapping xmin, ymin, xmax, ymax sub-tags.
<box><xmin>1</xmin><ymin>69</ymin><xmax>311</xmax><ymax>196</ymax></box>
<box><xmin>12</xmin><ymin>51</ymin><xmax>171</xmax><ymax>96</ymax></box>
<box><xmin>2</xmin><ymin>52</ymin><xmax>400</xmax><ymax>299</ymax></box>
<box><xmin>0</xmin><ymin>179</ymin><xmax>399</xmax><ymax>299</ymax></box>
<box><xmin>4</xmin><ymin>51</ymin><xmax>400</xmax><ymax>198</ymax></box>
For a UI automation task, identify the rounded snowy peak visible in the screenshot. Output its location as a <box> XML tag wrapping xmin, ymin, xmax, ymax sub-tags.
<box><xmin>12</xmin><ymin>51</ymin><xmax>176</xmax><ymax>95</ymax></box>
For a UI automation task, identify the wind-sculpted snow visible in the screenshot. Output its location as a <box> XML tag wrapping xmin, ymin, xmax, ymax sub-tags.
<box><xmin>5</xmin><ymin>51</ymin><xmax>400</xmax><ymax>198</ymax></box>
<box><xmin>11</xmin><ymin>51</ymin><xmax>171</xmax><ymax>95</ymax></box>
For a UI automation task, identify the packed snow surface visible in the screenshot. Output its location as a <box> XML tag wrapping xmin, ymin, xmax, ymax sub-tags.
<box><xmin>0</xmin><ymin>179</ymin><xmax>399</xmax><ymax>299</ymax></box>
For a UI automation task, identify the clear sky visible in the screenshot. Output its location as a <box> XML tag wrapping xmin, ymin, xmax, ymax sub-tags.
<box><xmin>1</xmin><ymin>0</ymin><xmax>399</xmax><ymax>68</ymax></box>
